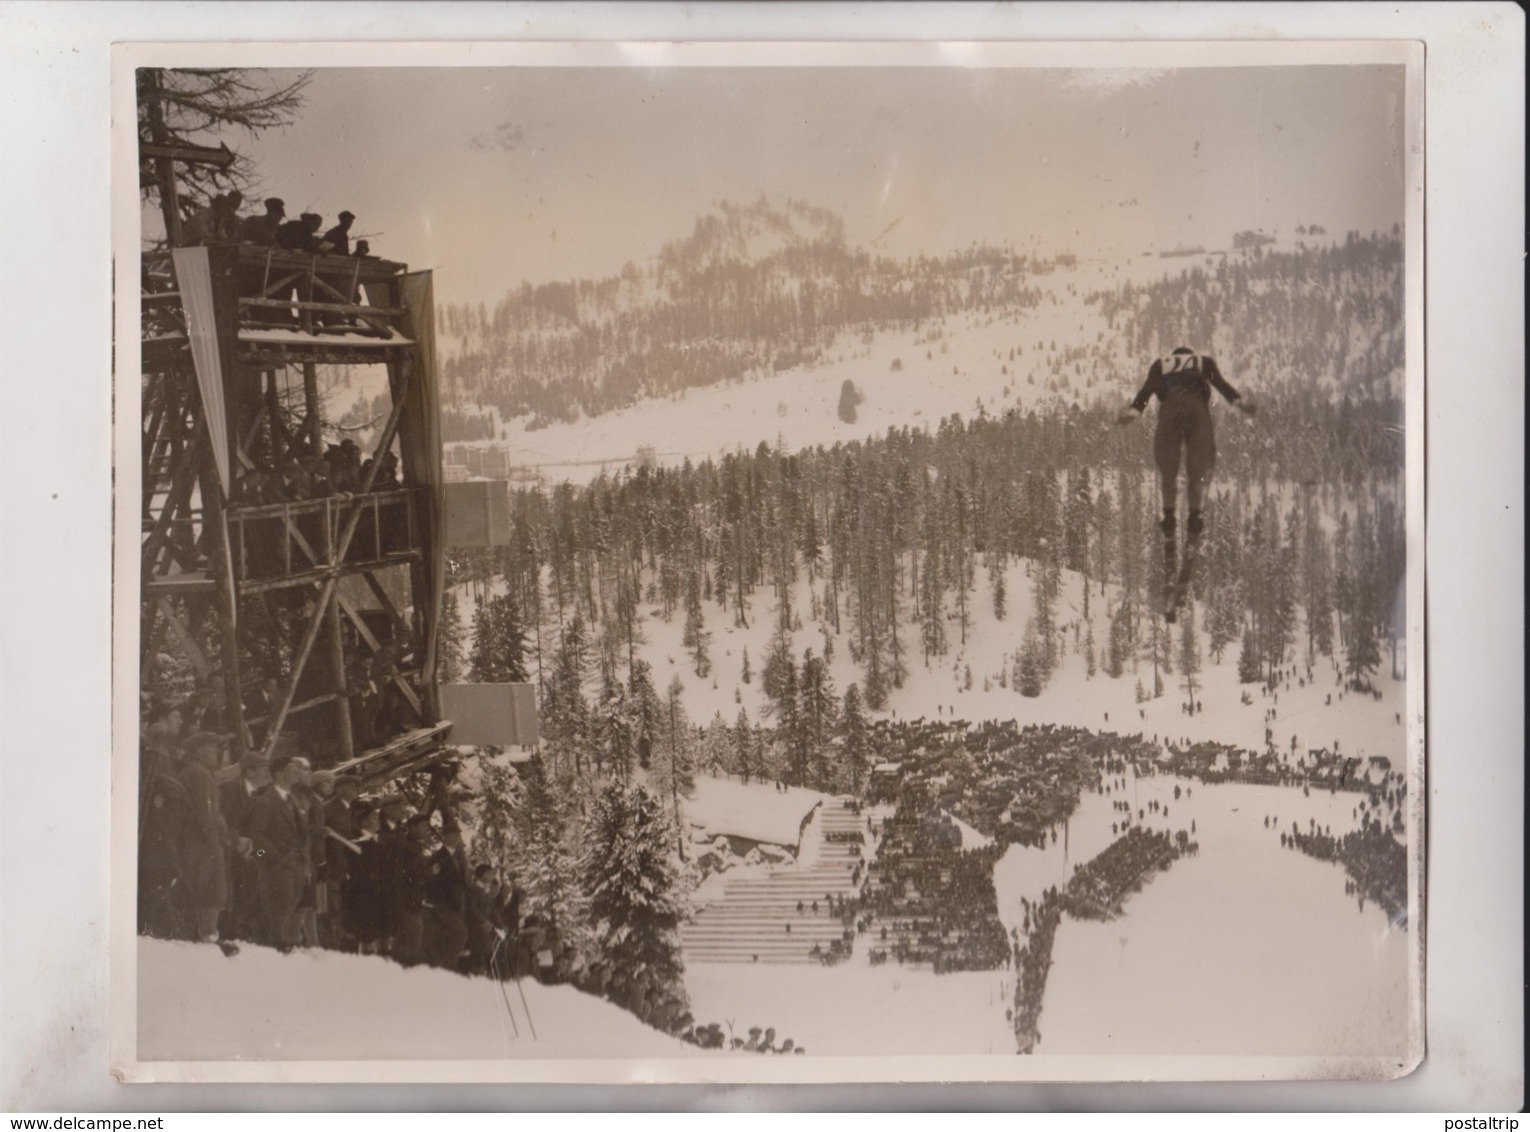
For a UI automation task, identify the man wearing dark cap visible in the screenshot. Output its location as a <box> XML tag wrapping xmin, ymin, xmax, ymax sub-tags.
<box><xmin>422</xmin><ymin>820</ymin><xmax>470</xmax><ymax>969</ymax></box>
<box><xmin>240</xmin><ymin>198</ymin><xmax>286</xmax><ymax>246</ymax></box>
<box><xmin>217</xmin><ymin>749</ymin><xmax>266</xmax><ymax>942</ymax></box>
<box><xmin>276</xmin><ymin>212</ymin><xmax>323</xmax><ymax>253</ymax></box>
<box><xmin>176</xmin><ymin>732</ymin><xmax>236</xmax><ymax>949</ymax></box>
<box><xmin>320</xmin><ymin>211</ymin><xmax>356</xmax><ymax>257</ymax></box>
<box><xmin>246</xmin><ymin>754</ymin><xmax>313</xmax><ymax>949</ymax></box>
<box><xmin>382</xmin><ymin>814</ymin><xmax>436</xmax><ymax>965</ymax></box>
<box><xmin>320</xmin><ymin>777</ymin><xmax>361</xmax><ymax>948</ymax></box>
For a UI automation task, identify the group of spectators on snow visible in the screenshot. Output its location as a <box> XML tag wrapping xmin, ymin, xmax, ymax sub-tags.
<box><xmin>138</xmin><ymin>699</ymin><xmax>536</xmax><ymax>982</ymax></box>
<box><xmin>1008</xmin><ymin>889</ymin><xmax>1062</xmax><ymax>1054</ymax></box>
<box><xmin>1057</xmin><ymin>826</ymin><xmax>1193</xmax><ymax>921</ymax></box>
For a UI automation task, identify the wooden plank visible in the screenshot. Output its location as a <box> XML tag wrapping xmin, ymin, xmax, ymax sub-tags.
<box><xmin>325</xmin><ymin>584</ymin><xmax>356</xmax><ymax>762</ymax></box>
<box><xmin>156</xmin><ymin>597</ymin><xmax>213</xmax><ymax>678</ymax></box>
<box><xmin>241</xmin><ymin>296</ymin><xmax>404</xmax><ymax>317</ymax></box>
<box><xmin>255</xmin><ymin>269</ymin><xmax>305</xmax><ymax>302</ymax></box>
<box><xmin>140</xmin><ymin>140</ymin><xmax>235</xmax><ymax>168</ymax></box>
<box><xmin>282</xmin><ymin>508</ymin><xmax>322</xmax><ymax>569</ymax></box>
<box><xmin>333</xmin><ymin>590</ymin><xmax>424</xmax><ymax>720</ymax></box>
<box><xmin>362</xmin><ymin>568</ymin><xmax>412</xmax><ymax>638</ymax></box>
<box><xmin>144</xmin><ymin>573</ymin><xmax>215</xmax><ymax>595</ymax></box>
<box><xmin>246</xmin><ymin>691</ymin><xmax>340</xmax><ymax>724</ymax></box>
<box><xmin>141</xmin><ymin>426</ymin><xmax>206</xmax><ymax>575</ymax></box>
<box><xmin>336</xmin><ymin>591</ymin><xmax>382</xmax><ymax>652</ymax></box>
<box><xmin>232</xmin><ymin>549</ymin><xmax>422</xmax><ymax>595</ymax></box>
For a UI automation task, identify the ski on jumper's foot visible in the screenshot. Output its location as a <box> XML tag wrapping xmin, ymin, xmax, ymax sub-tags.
<box><xmin>1167</xmin><ymin>527</ymin><xmax>1203</xmax><ymax>620</ymax></box>
<box><xmin>1161</xmin><ymin>522</ymin><xmax>1179</xmax><ymax>623</ymax></box>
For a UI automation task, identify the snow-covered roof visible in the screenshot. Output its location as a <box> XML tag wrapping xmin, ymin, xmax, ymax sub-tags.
<box><xmin>238</xmin><ymin>327</ymin><xmax>414</xmax><ymax>348</ymax></box>
<box><xmin>684</xmin><ymin>776</ymin><xmax>825</xmax><ymax>849</ymax></box>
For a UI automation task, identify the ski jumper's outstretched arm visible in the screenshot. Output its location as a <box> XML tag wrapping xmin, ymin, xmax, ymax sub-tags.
<box><xmin>1118</xmin><ymin>361</ymin><xmax>1163</xmax><ymax>423</ymax></box>
<box><xmin>1204</xmin><ymin>358</ymin><xmax>1255</xmax><ymax>413</ymax></box>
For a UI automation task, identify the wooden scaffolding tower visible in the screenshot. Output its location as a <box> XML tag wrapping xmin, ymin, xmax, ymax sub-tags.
<box><xmin>139</xmin><ymin>241</ymin><xmax>453</xmax><ymax>786</ymax></box>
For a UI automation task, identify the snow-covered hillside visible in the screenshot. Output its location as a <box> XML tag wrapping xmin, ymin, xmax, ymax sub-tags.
<box><xmin>136</xmin><ymin>936</ymin><xmax>695</xmax><ymax>1062</ymax></box>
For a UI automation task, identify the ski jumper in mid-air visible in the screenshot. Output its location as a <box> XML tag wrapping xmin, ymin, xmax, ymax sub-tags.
<box><xmin>1117</xmin><ymin>345</ymin><xmax>1255</xmax><ymax>619</ymax></box>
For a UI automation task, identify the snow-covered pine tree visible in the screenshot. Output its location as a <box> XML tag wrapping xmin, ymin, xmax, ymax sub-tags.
<box><xmin>839</xmin><ymin>682</ymin><xmax>871</xmax><ymax>795</ymax></box>
<box><xmin>1017</xmin><ymin>626</ymin><xmax>1045</xmax><ymax>698</ymax></box>
<box><xmin>1237</xmin><ymin>625</ymin><xmax>1262</xmax><ymax>684</ymax></box>
<box><xmin>469</xmin><ymin>592</ymin><xmax>530</xmax><ymax>683</ymax></box>
<box><xmin>629</xmin><ymin>658</ymin><xmax>663</xmax><ymax>772</ymax></box>
<box><xmin>733</xmin><ymin>706</ymin><xmax>755</xmax><ymax>784</ymax></box>
<box><xmin>701</xmin><ymin>711</ymin><xmax>732</xmax><ymax>777</ymax></box>
<box><xmin>682</xmin><ymin>569</ymin><xmax>711</xmax><ymax>678</ymax></box>
<box><xmin>582</xmin><ymin>782</ymin><xmax>690</xmax><ymax>1029</ymax></box>
<box><xmin>594</xmin><ymin>667</ymin><xmax>635</xmax><ymax>782</ymax></box>
<box><xmin>438</xmin><ymin>590</ymin><xmax>465</xmax><ymax>684</ymax></box>
<box><xmin>1105</xmin><ymin>599</ymin><xmax>1131</xmax><ymax>679</ymax></box>
<box><xmin>1345</xmin><ymin>577</ymin><xmax>1382</xmax><ymax>691</ymax></box>
<box><xmin>545</xmin><ymin>613</ymin><xmax>593</xmax><ymax>779</ymax></box>
<box><xmin>1178</xmin><ymin>601</ymin><xmax>1202</xmax><ymax>712</ymax></box>
<box><xmin>760</xmin><ymin>631</ymin><xmax>795</xmax><ymax>719</ymax></box>
<box><xmin>778</xmin><ymin>658</ymin><xmax>808</xmax><ymax>786</ymax></box>
<box><xmin>989</xmin><ymin>555</ymin><xmax>1007</xmax><ymax>621</ymax></box>
<box><xmin>800</xmin><ymin>648</ymin><xmax>838</xmax><ymax>792</ymax></box>
<box><xmin>656</xmin><ymin>675</ymin><xmax>696</xmax><ymax>853</ymax></box>
<box><xmin>1302</xmin><ymin>495</ymin><xmax>1335</xmax><ymax>663</ymax></box>
<box><xmin>511</xmin><ymin>753</ymin><xmax>589</xmax><ymax>966</ymax></box>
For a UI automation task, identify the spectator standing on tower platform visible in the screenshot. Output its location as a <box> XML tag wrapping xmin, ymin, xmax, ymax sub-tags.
<box><xmin>240</xmin><ymin>197</ymin><xmax>285</xmax><ymax>245</ymax></box>
<box><xmin>320</xmin><ymin>210</ymin><xmax>355</xmax><ymax>256</ymax></box>
<box><xmin>275</xmin><ymin>212</ymin><xmax>323</xmax><ymax>252</ymax></box>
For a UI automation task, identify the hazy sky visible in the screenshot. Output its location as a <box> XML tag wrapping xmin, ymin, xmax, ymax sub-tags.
<box><xmin>224</xmin><ymin>64</ymin><xmax>1406</xmax><ymax>304</ymax></box>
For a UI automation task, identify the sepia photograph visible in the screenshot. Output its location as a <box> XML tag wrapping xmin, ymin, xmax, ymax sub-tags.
<box><xmin>114</xmin><ymin>40</ymin><xmax>1425</xmax><ymax>1082</ymax></box>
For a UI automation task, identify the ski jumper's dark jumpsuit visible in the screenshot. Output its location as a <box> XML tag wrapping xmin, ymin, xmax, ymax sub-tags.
<box><xmin>1129</xmin><ymin>348</ymin><xmax>1244</xmax><ymax>520</ymax></box>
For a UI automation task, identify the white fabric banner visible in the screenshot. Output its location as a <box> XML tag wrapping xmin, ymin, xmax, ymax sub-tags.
<box><xmin>170</xmin><ymin>246</ymin><xmax>230</xmax><ymax>493</ymax></box>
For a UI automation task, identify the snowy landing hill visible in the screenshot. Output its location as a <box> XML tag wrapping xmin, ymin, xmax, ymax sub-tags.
<box><xmin>136</xmin><ymin>937</ymin><xmax>695</xmax><ymax>1062</ymax></box>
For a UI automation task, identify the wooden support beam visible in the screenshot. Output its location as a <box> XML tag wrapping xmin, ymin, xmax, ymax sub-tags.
<box><xmin>259</xmin><ymin>360</ymin><xmax>412</xmax><ymax>756</ymax></box>
<box><xmin>155</xmin><ymin>596</ymin><xmax>213</xmax><ymax>678</ymax></box>
<box><xmin>246</xmin><ymin>691</ymin><xmax>341</xmax><ymax>725</ymax></box>
<box><xmin>335</xmin><ymin>592</ymin><xmax>423</xmax><ymax>721</ymax></box>
<box><xmin>140</xmin><ymin>140</ymin><xmax>235</xmax><ymax>169</ymax></box>
<box><xmin>322</xmin><ymin>509</ymin><xmax>356</xmax><ymax>762</ymax></box>
<box><xmin>231</xmin><ymin>548</ymin><xmax>421</xmax><ymax>595</ymax></box>
<box><xmin>281</xmin><ymin>506</ymin><xmax>323</xmax><ymax>570</ymax></box>
<box><xmin>255</xmin><ymin>269</ymin><xmax>306</xmax><ymax>302</ymax></box>
<box><xmin>240</xmin><ymin>296</ymin><xmax>404</xmax><ymax>317</ymax></box>
<box><xmin>304</xmin><ymin>272</ymin><xmax>398</xmax><ymax>338</ymax></box>
<box><xmin>303</xmin><ymin>361</ymin><xmax>322</xmax><ymax>455</ymax></box>
<box><xmin>141</xmin><ymin>425</ymin><xmax>206</xmax><ymax>576</ymax></box>
<box><xmin>362</xmin><ymin>569</ymin><xmax>412</xmax><ymax>639</ymax></box>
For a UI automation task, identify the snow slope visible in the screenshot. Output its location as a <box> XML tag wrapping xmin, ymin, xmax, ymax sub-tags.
<box><xmin>990</xmin><ymin>769</ymin><xmax>1410</xmax><ymax>1059</ymax></box>
<box><xmin>137</xmin><ymin>937</ymin><xmax>694</xmax><ymax>1062</ymax></box>
<box><xmin>684</xmin><ymin>962</ymin><xmax>1016</xmax><ymax>1058</ymax></box>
